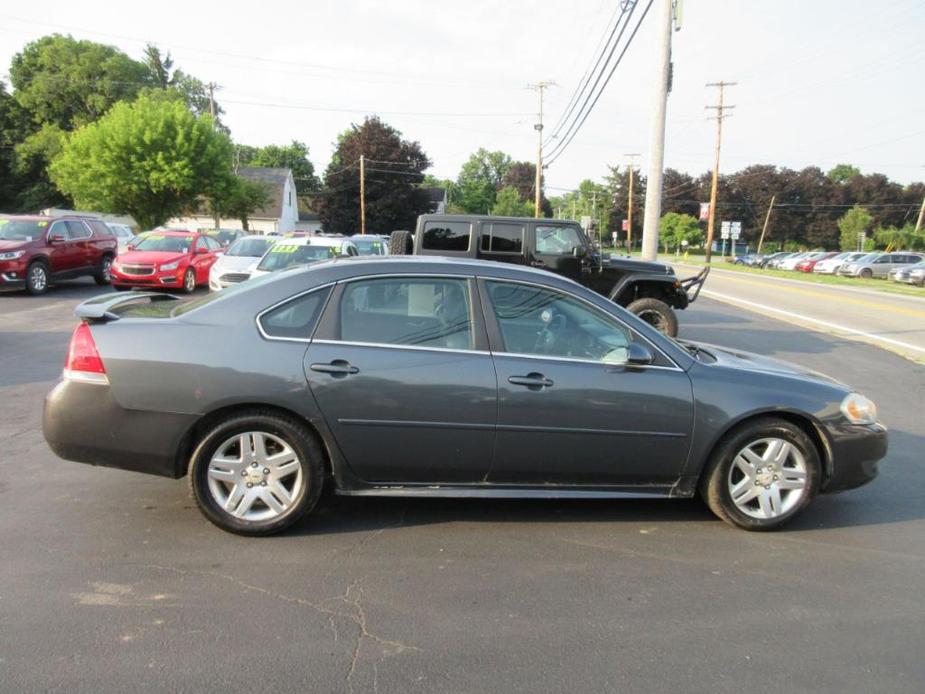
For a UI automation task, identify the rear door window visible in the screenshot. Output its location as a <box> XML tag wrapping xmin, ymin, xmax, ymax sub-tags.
<box><xmin>66</xmin><ymin>221</ymin><xmax>92</xmax><ymax>240</ymax></box>
<box><xmin>422</xmin><ymin>221</ymin><xmax>471</xmax><ymax>252</ymax></box>
<box><xmin>480</xmin><ymin>222</ymin><xmax>524</xmax><ymax>254</ymax></box>
<box><xmin>338</xmin><ymin>277</ymin><xmax>474</xmax><ymax>350</ymax></box>
<box><xmin>259</xmin><ymin>287</ymin><xmax>333</xmax><ymax>340</ymax></box>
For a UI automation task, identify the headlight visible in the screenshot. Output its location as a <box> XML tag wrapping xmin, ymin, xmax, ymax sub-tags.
<box><xmin>0</xmin><ymin>250</ymin><xmax>26</xmax><ymax>260</ymax></box>
<box><xmin>160</xmin><ymin>260</ymin><xmax>180</xmax><ymax>271</ymax></box>
<box><xmin>841</xmin><ymin>393</ymin><xmax>878</xmax><ymax>425</ymax></box>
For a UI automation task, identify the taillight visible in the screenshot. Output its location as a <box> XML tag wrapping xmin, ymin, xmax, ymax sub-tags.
<box><xmin>63</xmin><ymin>322</ymin><xmax>108</xmax><ymax>384</ymax></box>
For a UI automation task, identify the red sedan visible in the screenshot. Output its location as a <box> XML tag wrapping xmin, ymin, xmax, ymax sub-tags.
<box><xmin>111</xmin><ymin>231</ymin><xmax>223</xmax><ymax>293</ymax></box>
<box><xmin>794</xmin><ymin>251</ymin><xmax>838</xmax><ymax>273</ymax></box>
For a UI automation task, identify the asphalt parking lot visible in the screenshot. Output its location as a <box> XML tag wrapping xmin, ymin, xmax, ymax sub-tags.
<box><xmin>2</xmin><ymin>279</ymin><xmax>924</xmax><ymax>693</ymax></box>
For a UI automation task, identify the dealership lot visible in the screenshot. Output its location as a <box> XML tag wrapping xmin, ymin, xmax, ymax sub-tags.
<box><xmin>2</xmin><ymin>280</ymin><xmax>924</xmax><ymax>692</ymax></box>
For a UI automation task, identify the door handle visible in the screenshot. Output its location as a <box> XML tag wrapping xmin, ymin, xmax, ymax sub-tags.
<box><xmin>508</xmin><ymin>373</ymin><xmax>553</xmax><ymax>389</ymax></box>
<box><xmin>530</xmin><ymin>260</ymin><xmax>546</xmax><ymax>268</ymax></box>
<box><xmin>310</xmin><ymin>360</ymin><xmax>359</xmax><ymax>375</ymax></box>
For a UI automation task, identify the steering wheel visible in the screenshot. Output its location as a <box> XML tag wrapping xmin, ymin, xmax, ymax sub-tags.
<box><xmin>533</xmin><ymin>311</ymin><xmax>567</xmax><ymax>353</ymax></box>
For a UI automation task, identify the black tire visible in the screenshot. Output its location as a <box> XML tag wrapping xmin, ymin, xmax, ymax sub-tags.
<box><xmin>182</xmin><ymin>268</ymin><xmax>196</xmax><ymax>294</ymax></box>
<box><xmin>188</xmin><ymin>411</ymin><xmax>325</xmax><ymax>536</ymax></box>
<box><xmin>25</xmin><ymin>261</ymin><xmax>49</xmax><ymax>296</ymax></box>
<box><xmin>389</xmin><ymin>229</ymin><xmax>414</xmax><ymax>255</ymax></box>
<box><xmin>94</xmin><ymin>254</ymin><xmax>113</xmax><ymax>285</ymax></box>
<box><xmin>626</xmin><ymin>297</ymin><xmax>679</xmax><ymax>337</ymax></box>
<box><xmin>859</xmin><ymin>268</ymin><xmax>873</xmax><ymax>279</ymax></box>
<box><xmin>113</xmin><ymin>284</ymin><xmax>130</xmax><ymax>291</ymax></box>
<box><xmin>699</xmin><ymin>417</ymin><xmax>821</xmax><ymax>531</ymax></box>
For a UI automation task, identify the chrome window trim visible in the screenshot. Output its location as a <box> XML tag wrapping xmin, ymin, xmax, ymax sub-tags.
<box><xmin>255</xmin><ymin>282</ymin><xmax>336</xmax><ymax>343</ymax></box>
<box><xmin>480</xmin><ymin>276</ymin><xmax>684</xmax><ymax>371</ymax></box>
<box><xmin>312</xmin><ymin>338</ymin><xmax>491</xmax><ymax>356</ymax></box>
<box><xmin>491</xmin><ymin>350</ymin><xmax>683</xmax><ymax>371</ymax></box>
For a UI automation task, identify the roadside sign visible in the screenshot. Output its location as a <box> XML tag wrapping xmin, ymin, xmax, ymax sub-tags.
<box><xmin>580</xmin><ymin>215</ymin><xmax>592</xmax><ymax>231</ymax></box>
<box><xmin>731</xmin><ymin>221</ymin><xmax>742</xmax><ymax>240</ymax></box>
<box><xmin>699</xmin><ymin>203</ymin><xmax>710</xmax><ymax>222</ymax></box>
<box><xmin>720</xmin><ymin>221</ymin><xmax>730</xmax><ymax>239</ymax></box>
<box><xmin>611</xmin><ymin>231</ymin><xmax>618</xmax><ymax>242</ymax></box>
<box><xmin>621</xmin><ymin>219</ymin><xmax>629</xmax><ymax>231</ymax></box>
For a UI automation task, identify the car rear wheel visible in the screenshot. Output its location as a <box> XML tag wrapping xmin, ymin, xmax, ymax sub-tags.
<box><xmin>182</xmin><ymin>268</ymin><xmax>196</xmax><ymax>293</ymax></box>
<box><xmin>700</xmin><ymin>418</ymin><xmax>821</xmax><ymax>531</ymax></box>
<box><xmin>625</xmin><ymin>297</ymin><xmax>679</xmax><ymax>337</ymax></box>
<box><xmin>188</xmin><ymin>412</ymin><xmax>324</xmax><ymax>535</ymax></box>
<box><xmin>25</xmin><ymin>261</ymin><xmax>49</xmax><ymax>295</ymax></box>
<box><xmin>94</xmin><ymin>254</ymin><xmax>113</xmax><ymax>285</ymax></box>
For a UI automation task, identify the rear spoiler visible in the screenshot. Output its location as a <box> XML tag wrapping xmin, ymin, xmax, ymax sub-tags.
<box><xmin>74</xmin><ymin>292</ymin><xmax>180</xmax><ymax>323</ymax></box>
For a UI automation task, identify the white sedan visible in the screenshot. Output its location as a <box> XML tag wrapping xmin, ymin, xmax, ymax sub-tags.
<box><xmin>209</xmin><ymin>236</ymin><xmax>278</xmax><ymax>291</ymax></box>
<box><xmin>248</xmin><ymin>236</ymin><xmax>359</xmax><ymax>280</ymax></box>
<box><xmin>813</xmin><ymin>251</ymin><xmax>867</xmax><ymax>275</ymax></box>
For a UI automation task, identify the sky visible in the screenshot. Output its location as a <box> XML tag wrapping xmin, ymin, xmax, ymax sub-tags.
<box><xmin>1</xmin><ymin>0</ymin><xmax>923</xmax><ymax>197</ymax></box>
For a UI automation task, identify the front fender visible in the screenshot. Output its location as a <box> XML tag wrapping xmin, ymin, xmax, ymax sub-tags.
<box><xmin>608</xmin><ymin>274</ymin><xmax>686</xmax><ymax>307</ymax></box>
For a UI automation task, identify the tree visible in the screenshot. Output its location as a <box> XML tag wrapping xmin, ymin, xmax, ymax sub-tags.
<box><xmin>492</xmin><ymin>186</ymin><xmax>533</xmax><ymax>217</ymax></box>
<box><xmin>827</xmin><ymin>163</ymin><xmax>860</xmax><ymax>184</ymax></box>
<box><xmin>837</xmin><ymin>205</ymin><xmax>873</xmax><ymax>251</ymax></box>
<box><xmin>317</xmin><ymin>116</ymin><xmax>431</xmax><ymax>234</ymax></box>
<box><xmin>659</xmin><ymin>212</ymin><xmax>703</xmax><ymax>253</ymax></box>
<box><xmin>208</xmin><ymin>177</ymin><xmax>272</xmax><ymax>231</ymax></box>
<box><xmin>50</xmin><ymin>94</ymin><xmax>234</xmax><ymax>229</ymax></box>
<box><xmin>141</xmin><ymin>44</ymin><xmax>224</xmax><ymax>126</ymax></box>
<box><xmin>238</xmin><ymin>140</ymin><xmax>320</xmax><ymax>193</ymax></box>
<box><xmin>499</xmin><ymin>161</ymin><xmax>552</xmax><ymax>216</ymax></box>
<box><xmin>455</xmin><ymin>149</ymin><xmax>512</xmax><ymax>213</ymax></box>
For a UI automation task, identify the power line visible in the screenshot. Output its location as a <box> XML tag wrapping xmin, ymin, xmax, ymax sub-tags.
<box><xmin>545</xmin><ymin>0</ymin><xmax>654</xmax><ymax>167</ymax></box>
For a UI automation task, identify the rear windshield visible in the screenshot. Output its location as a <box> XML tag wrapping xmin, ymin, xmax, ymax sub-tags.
<box><xmin>0</xmin><ymin>219</ymin><xmax>48</xmax><ymax>241</ymax></box>
<box><xmin>133</xmin><ymin>235</ymin><xmax>193</xmax><ymax>253</ymax></box>
<box><xmin>257</xmin><ymin>244</ymin><xmax>336</xmax><ymax>272</ymax></box>
<box><xmin>226</xmin><ymin>237</ymin><xmax>276</xmax><ymax>257</ymax></box>
<box><xmin>352</xmin><ymin>238</ymin><xmax>387</xmax><ymax>255</ymax></box>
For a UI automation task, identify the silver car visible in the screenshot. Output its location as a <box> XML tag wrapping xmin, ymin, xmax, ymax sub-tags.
<box><xmin>106</xmin><ymin>223</ymin><xmax>136</xmax><ymax>254</ymax></box>
<box><xmin>840</xmin><ymin>252</ymin><xmax>924</xmax><ymax>279</ymax></box>
<box><xmin>889</xmin><ymin>260</ymin><xmax>925</xmax><ymax>286</ymax></box>
<box><xmin>813</xmin><ymin>251</ymin><xmax>867</xmax><ymax>275</ymax></box>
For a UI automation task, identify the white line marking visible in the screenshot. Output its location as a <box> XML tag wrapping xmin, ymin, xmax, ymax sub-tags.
<box><xmin>701</xmin><ymin>289</ymin><xmax>925</xmax><ymax>356</ymax></box>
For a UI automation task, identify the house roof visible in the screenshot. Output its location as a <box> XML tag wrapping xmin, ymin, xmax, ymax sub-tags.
<box><xmin>236</xmin><ymin>167</ymin><xmax>293</xmax><ymax>220</ymax></box>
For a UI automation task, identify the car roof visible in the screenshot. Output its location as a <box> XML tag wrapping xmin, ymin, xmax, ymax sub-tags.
<box><xmin>418</xmin><ymin>214</ymin><xmax>579</xmax><ymax>225</ymax></box>
<box><xmin>145</xmin><ymin>230</ymin><xmax>196</xmax><ymax>237</ymax></box>
<box><xmin>276</xmin><ymin>236</ymin><xmax>354</xmax><ymax>247</ymax></box>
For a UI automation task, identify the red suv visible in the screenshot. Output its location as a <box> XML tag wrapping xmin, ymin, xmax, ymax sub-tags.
<box><xmin>110</xmin><ymin>230</ymin><xmax>222</xmax><ymax>293</ymax></box>
<box><xmin>0</xmin><ymin>215</ymin><xmax>118</xmax><ymax>295</ymax></box>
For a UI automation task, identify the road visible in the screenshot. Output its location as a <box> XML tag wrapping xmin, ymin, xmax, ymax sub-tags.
<box><xmin>672</xmin><ymin>262</ymin><xmax>925</xmax><ymax>362</ymax></box>
<box><xmin>2</xmin><ymin>279</ymin><xmax>924</xmax><ymax>693</ymax></box>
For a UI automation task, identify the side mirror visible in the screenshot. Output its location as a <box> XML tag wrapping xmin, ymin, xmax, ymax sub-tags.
<box><xmin>48</xmin><ymin>233</ymin><xmax>66</xmax><ymax>244</ymax></box>
<box><xmin>572</xmin><ymin>245</ymin><xmax>588</xmax><ymax>259</ymax></box>
<box><xmin>627</xmin><ymin>342</ymin><xmax>655</xmax><ymax>366</ymax></box>
<box><xmin>196</xmin><ymin>247</ymin><xmax>209</xmax><ymax>255</ymax></box>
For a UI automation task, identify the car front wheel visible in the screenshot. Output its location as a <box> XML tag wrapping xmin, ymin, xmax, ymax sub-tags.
<box><xmin>182</xmin><ymin>268</ymin><xmax>196</xmax><ymax>293</ymax></box>
<box><xmin>25</xmin><ymin>261</ymin><xmax>49</xmax><ymax>295</ymax></box>
<box><xmin>188</xmin><ymin>412</ymin><xmax>324</xmax><ymax>535</ymax></box>
<box><xmin>700</xmin><ymin>417</ymin><xmax>821</xmax><ymax>531</ymax></box>
<box><xmin>625</xmin><ymin>297</ymin><xmax>679</xmax><ymax>337</ymax></box>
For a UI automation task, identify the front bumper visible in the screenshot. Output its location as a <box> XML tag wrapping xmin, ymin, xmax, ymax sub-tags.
<box><xmin>822</xmin><ymin>422</ymin><xmax>887</xmax><ymax>493</ymax></box>
<box><xmin>0</xmin><ymin>258</ymin><xmax>28</xmax><ymax>287</ymax></box>
<box><xmin>43</xmin><ymin>378</ymin><xmax>199</xmax><ymax>479</ymax></box>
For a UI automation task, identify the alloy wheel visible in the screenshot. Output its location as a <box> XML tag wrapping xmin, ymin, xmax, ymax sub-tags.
<box><xmin>727</xmin><ymin>437</ymin><xmax>807</xmax><ymax>520</ymax></box>
<box><xmin>29</xmin><ymin>264</ymin><xmax>47</xmax><ymax>292</ymax></box>
<box><xmin>185</xmin><ymin>269</ymin><xmax>196</xmax><ymax>292</ymax></box>
<box><xmin>207</xmin><ymin>431</ymin><xmax>303</xmax><ymax>521</ymax></box>
<box><xmin>101</xmin><ymin>257</ymin><xmax>112</xmax><ymax>282</ymax></box>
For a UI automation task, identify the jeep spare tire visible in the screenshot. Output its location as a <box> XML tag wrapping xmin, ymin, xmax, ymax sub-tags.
<box><xmin>389</xmin><ymin>230</ymin><xmax>413</xmax><ymax>255</ymax></box>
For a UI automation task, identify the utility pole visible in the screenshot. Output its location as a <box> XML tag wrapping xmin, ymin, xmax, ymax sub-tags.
<box><xmin>916</xmin><ymin>194</ymin><xmax>925</xmax><ymax>232</ymax></box>
<box><xmin>756</xmin><ymin>195</ymin><xmax>775</xmax><ymax>255</ymax></box>
<box><xmin>640</xmin><ymin>0</ymin><xmax>678</xmax><ymax>261</ymax></box>
<box><xmin>207</xmin><ymin>82</ymin><xmax>219</xmax><ymax>130</ymax></box>
<box><xmin>528</xmin><ymin>81</ymin><xmax>556</xmax><ymax>218</ymax></box>
<box><xmin>704</xmin><ymin>80</ymin><xmax>736</xmax><ymax>262</ymax></box>
<box><xmin>359</xmin><ymin>155</ymin><xmax>366</xmax><ymax>236</ymax></box>
<box><xmin>624</xmin><ymin>153</ymin><xmax>640</xmax><ymax>252</ymax></box>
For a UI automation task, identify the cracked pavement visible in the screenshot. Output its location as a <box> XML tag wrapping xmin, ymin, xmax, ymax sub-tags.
<box><xmin>1</xmin><ymin>280</ymin><xmax>924</xmax><ymax>693</ymax></box>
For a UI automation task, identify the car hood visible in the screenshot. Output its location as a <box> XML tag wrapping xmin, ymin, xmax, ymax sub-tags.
<box><xmin>688</xmin><ymin>341</ymin><xmax>848</xmax><ymax>388</ymax></box>
<box><xmin>602</xmin><ymin>255</ymin><xmax>674</xmax><ymax>275</ymax></box>
<box><xmin>0</xmin><ymin>240</ymin><xmax>32</xmax><ymax>252</ymax></box>
<box><xmin>117</xmin><ymin>251</ymin><xmax>188</xmax><ymax>265</ymax></box>
<box><xmin>212</xmin><ymin>254</ymin><xmax>259</xmax><ymax>273</ymax></box>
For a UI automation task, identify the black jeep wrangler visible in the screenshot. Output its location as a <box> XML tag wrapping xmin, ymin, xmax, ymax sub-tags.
<box><xmin>389</xmin><ymin>215</ymin><xmax>708</xmax><ymax>336</ymax></box>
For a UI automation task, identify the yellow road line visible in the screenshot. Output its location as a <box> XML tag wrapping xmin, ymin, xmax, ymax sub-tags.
<box><xmin>709</xmin><ymin>273</ymin><xmax>925</xmax><ymax>319</ymax></box>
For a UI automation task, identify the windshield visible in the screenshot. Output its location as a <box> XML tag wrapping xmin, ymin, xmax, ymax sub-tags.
<box><xmin>226</xmin><ymin>237</ymin><xmax>275</xmax><ymax>257</ymax></box>
<box><xmin>132</xmin><ymin>234</ymin><xmax>193</xmax><ymax>253</ymax></box>
<box><xmin>352</xmin><ymin>238</ymin><xmax>386</xmax><ymax>255</ymax></box>
<box><xmin>256</xmin><ymin>244</ymin><xmax>336</xmax><ymax>271</ymax></box>
<box><xmin>855</xmin><ymin>253</ymin><xmax>881</xmax><ymax>263</ymax></box>
<box><xmin>0</xmin><ymin>219</ymin><xmax>47</xmax><ymax>241</ymax></box>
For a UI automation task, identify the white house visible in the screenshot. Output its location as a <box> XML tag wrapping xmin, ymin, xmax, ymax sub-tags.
<box><xmin>170</xmin><ymin>167</ymin><xmax>299</xmax><ymax>234</ymax></box>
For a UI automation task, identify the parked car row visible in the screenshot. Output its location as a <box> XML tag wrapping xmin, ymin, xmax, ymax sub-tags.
<box><xmin>734</xmin><ymin>249</ymin><xmax>924</xmax><ymax>285</ymax></box>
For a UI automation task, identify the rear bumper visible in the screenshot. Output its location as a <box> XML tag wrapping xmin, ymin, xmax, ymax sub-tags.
<box><xmin>822</xmin><ymin>422</ymin><xmax>887</xmax><ymax>493</ymax></box>
<box><xmin>43</xmin><ymin>378</ymin><xmax>199</xmax><ymax>479</ymax></box>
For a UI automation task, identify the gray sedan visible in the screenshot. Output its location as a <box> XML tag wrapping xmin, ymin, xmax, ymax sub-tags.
<box><xmin>43</xmin><ymin>257</ymin><xmax>886</xmax><ymax>535</ymax></box>
<box><xmin>840</xmin><ymin>252</ymin><xmax>924</xmax><ymax>278</ymax></box>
